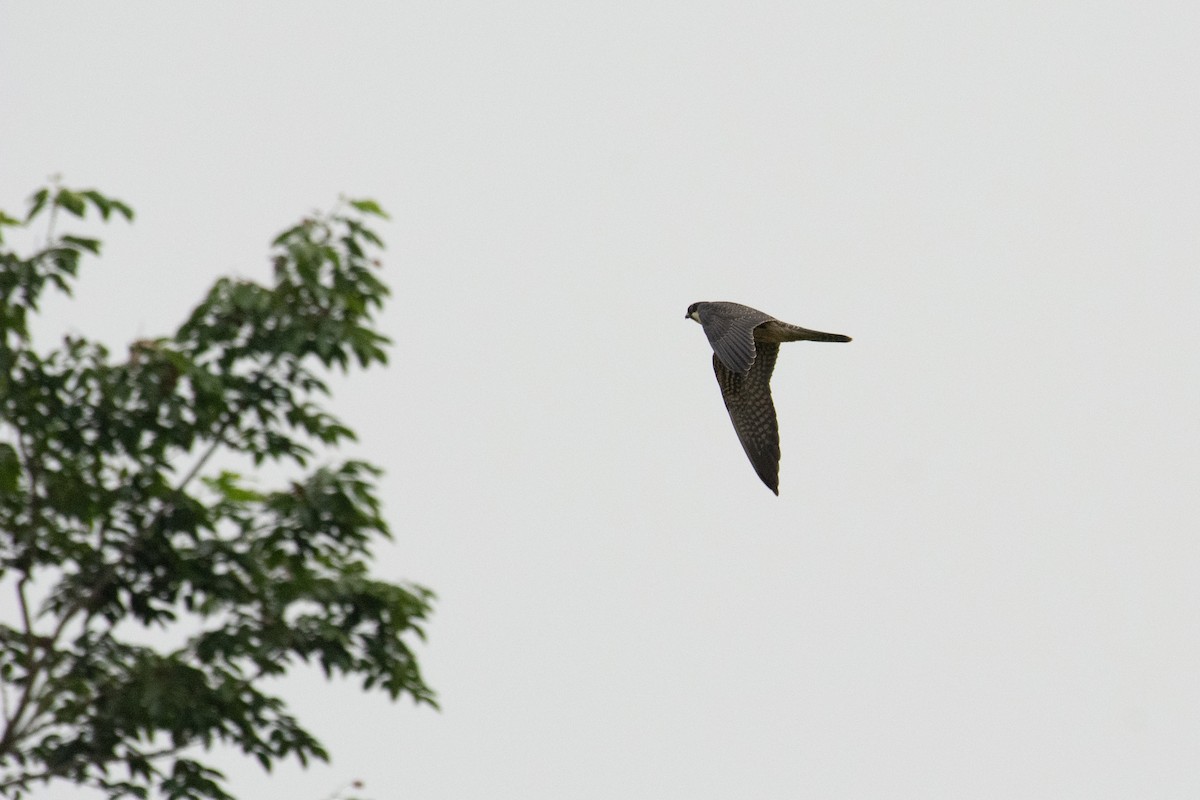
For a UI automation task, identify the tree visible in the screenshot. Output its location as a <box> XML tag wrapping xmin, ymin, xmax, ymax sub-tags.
<box><xmin>0</xmin><ymin>185</ymin><xmax>435</xmax><ymax>800</ymax></box>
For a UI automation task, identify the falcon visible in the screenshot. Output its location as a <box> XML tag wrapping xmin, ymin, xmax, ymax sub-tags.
<box><xmin>686</xmin><ymin>301</ymin><xmax>851</xmax><ymax>495</ymax></box>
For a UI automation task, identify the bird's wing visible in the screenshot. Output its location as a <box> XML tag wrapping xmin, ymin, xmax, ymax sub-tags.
<box><xmin>713</xmin><ymin>342</ymin><xmax>781</xmax><ymax>494</ymax></box>
<box><xmin>697</xmin><ymin>302</ymin><xmax>774</xmax><ymax>375</ymax></box>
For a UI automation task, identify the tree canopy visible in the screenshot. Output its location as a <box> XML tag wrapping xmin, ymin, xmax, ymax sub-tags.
<box><xmin>0</xmin><ymin>185</ymin><xmax>434</xmax><ymax>800</ymax></box>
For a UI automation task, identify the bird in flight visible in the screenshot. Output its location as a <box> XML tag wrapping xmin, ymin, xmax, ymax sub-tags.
<box><xmin>686</xmin><ymin>301</ymin><xmax>851</xmax><ymax>495</ymax></box>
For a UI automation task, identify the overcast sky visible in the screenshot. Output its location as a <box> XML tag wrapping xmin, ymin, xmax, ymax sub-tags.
<box><xmin>3</xmin><ymin>2</ymin><xmax>1199</xmax><ymax>798</ymax></box>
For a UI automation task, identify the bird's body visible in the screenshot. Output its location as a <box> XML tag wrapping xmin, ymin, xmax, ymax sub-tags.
<box><xmin>686</xmin><ymin>301</ymin><xmax>850</xmax><ymax>495</ymax></box>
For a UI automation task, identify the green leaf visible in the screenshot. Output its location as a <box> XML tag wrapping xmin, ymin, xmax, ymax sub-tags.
<box><xmin>55</xmin><ymin>188</ymin><xmax>87</xmax><ymax>217</ymax></box>
<box><xmin>0</xmin><ymin>212</ymin><xmax>20</xmax><ymax>245</ymax></box>
<box><xmin>201</xmin><ymin>471</ymin><xmax>263</xmax><ymax>503</ymax></box>
<box><xmin>0</xmin><ymin>443</ymin><xmax>19</xmax><ymax>495</ymax></box>
<box><xmin>25</xmin><ymin>187</ymin><xmax>50</xmax><ymax>221</ymax></box>
<box><xmin>347</xmin><ymin>198</ymin><xmax>389</xmax><ymax>219</ymax></box>
<box><xmin>60</xmin><ymin>235</ymin><xmax>103</xmax><ymax>255</ymax></box>
<box><xmin>111</xmin><ymin>198</ymin><xmax>135</xmax><ymax>221</ymax></box>
<box><xmin>81</xmin><ymin>190</ymin><xmax>113</xmax><ymax>220</ymax></box>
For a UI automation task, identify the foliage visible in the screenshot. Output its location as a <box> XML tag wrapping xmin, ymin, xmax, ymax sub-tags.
<box><xmin>0</xmin><ymin>185</ymin><xmax>435</xmax><ymax>800</ymax></box>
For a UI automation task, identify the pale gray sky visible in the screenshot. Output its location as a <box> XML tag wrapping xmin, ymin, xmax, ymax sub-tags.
<box><xmin>3</xmin><ymin>2</ymin><xmax>1199</xmax><ymax>798</ymax></box>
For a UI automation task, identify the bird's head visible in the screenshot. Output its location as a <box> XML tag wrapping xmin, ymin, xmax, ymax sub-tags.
<box><xmin>685</xmin><ymin>302</ymin><xmax>704</xmax><ymax>322</ymax></box>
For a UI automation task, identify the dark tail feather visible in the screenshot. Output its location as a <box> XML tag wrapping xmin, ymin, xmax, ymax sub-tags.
<box><xmin>793</xmin><ymin>327</ymin><xmax>852</xmax><ymax>343</ymax></box>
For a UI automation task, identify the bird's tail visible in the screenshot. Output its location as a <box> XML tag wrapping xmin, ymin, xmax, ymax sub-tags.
<box><xmin>789</xmin><ymin>327</ymin><xmax>852</xmax><ymax>343</ymax></box>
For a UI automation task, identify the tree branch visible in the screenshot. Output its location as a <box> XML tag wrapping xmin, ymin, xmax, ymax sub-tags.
<box><xmin>0</xmin><ymin>576</ymin><xmax>39</xmax><ymax>756</ymax></box>
<box><xmin>173</xmin><ymin>352</ymin><xmax>285</xmax><ymax>498</ymax></box>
